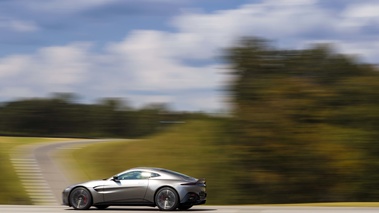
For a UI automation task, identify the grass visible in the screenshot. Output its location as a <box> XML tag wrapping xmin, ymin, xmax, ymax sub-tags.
<box><xmin>70</xmin><ymin>120</ymin><xmax>240</xmax><ymax>204</ymax></box>
<box><xmin>0</xmin><ymin>136</ymin><xmax>73</xmax><ymax>204</ymax></box>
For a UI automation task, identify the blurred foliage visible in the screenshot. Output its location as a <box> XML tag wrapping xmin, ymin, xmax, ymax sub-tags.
<box><xmin>225</xmin><ymin>38</ymin><xmax>379</xmax><ymax>203</ymax></box>
<box><xmin>0</xmin><ymin>94</ymin><xmax>206</xmax><ymax>138</ymax></box>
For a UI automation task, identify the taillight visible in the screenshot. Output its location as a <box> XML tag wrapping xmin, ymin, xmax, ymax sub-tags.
<box><xmin>181</xmin><ymin>178</ymin><xmax>206</xmax><ymax>185</ymax></box>
<box><xmin>181</xmin><ymin>182</ymin><xmax>197</xmax><ymax>185</ymax></box>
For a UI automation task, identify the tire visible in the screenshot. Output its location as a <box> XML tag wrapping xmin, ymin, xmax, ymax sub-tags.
<box><xmin>155</xmin><ymin>187</ymin><xmax>179</xmax><ymax>211</ymax></box>
<box><xmin>95</xmin><ymin>205</ymin><xmax>109</xmax><ymax>210</ymax></box>
<box><xmin>69</xmin><ymin>187</ymin><xmax>92</xmax><ymax>210</ymax></box>
<box><xmin>178</xmin><ymin>204</ymin><xmax>193</xmax><ymax>210</ymax></box>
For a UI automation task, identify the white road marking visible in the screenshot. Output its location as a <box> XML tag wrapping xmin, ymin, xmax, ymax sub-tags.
<box><xmin>10</xmin><ymin>148</ymin><xmax>58</xmax><ymax>205</ymax></box>
<box><xmin>9</xmin><ymin>139</ymin><xmax>123</xmax><ymax>206</ymax></box>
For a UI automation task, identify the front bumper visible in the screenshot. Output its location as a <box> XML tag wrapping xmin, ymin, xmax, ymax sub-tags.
<box><xmin>62</xmin><ymin>187</ymin><xmax>71</xmax><ymax>206</ymax></box>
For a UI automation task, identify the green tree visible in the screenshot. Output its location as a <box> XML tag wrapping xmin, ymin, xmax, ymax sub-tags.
<box><xmin>0</xmin><ymin>95</ymin><xmax>173</xmax><ymax>138</ymax></box>
<box><xmin>225</xmin><ymin>38</ymin><xmax>379</xmax><ymax>203</ymax></box>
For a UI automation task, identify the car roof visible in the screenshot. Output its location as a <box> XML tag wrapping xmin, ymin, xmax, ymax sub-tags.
<box><xmin>125</xmin><ymin>167</ymin><xmax>196</xmax><ymax>180</ymax></box>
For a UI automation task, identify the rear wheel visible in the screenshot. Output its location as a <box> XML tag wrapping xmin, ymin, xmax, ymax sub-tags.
<box><xmin>155</xmin><ymin>187</ymin><xmax>179</xmax><ymax>211</ymax></box>
<box><xmin>69</xmin><ymin>187</ymin><xmax>92</xmax><ymax>210</ymax></box>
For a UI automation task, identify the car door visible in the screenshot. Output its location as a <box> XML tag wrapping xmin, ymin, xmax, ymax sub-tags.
<box><xmin>102</xmin><ymin>171</ymin><xmax>150</xmax><ymax>203</ymax></box>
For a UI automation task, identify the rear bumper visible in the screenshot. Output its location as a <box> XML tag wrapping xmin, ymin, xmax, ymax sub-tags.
<box><xmin>181</xmin><ymin>191</ymin><xmax>207</xmax><ymax>205</ymax></box>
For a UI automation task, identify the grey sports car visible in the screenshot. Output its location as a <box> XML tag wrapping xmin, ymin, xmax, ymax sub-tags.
<box><xmin>62</xmin><ymin>167</ymin><xmax>207</xmax><ymax>211</ymax></box>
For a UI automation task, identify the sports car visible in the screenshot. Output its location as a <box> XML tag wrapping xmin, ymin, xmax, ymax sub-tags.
<box><xmin>62</xmin><ymin>167</ymin><xmax>207</xmax><ymax>211</ymax></box>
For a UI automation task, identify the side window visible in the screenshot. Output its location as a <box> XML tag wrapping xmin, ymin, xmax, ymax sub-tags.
<box><xmin>119</xmin><ymin>171</ymin><xmax>141</xmax><ymax>180</ymax></box>
<box><xmin>119</xmin><ymin>171</ymin><xmax>152</xmax><ymax>180</ymax></box>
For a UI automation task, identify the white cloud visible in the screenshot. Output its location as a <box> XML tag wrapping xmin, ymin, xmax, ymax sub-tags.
<box><xmin>343</xmin><ymin>3</ymin><xmax>379</xmax><ymax>18</ymax></box>
<box><xmin>172</xmin><ymin>0</ymin><xmax>331</xmax><ymax>41</ymax></box>
<box><xmin>25</xmin><ymin>0</ymin><xmax>118</xmax><ymax>13</ymax></box>
<box><xmin>174</xmin><ymin>0</ymin><xmax>379</xmax><ymax>59</ymax></box>
<box><xmin>0</xmin><ymin>87</ymin><xmax>35</xmax><ymax>100</ymax></box>
<box><xmin>338</xmin><ymin>3</ymin><xmax>379</xmax><ymax>32</ymax></box>
<box><xmin>0</xmin><ymin>43</ymin><xmax>92</xmax><ymax>98</ymax></box>
<box><xmin>34</xmin><ymin>43</ymin><xmax>92</xmax><ymax>86</ymax></box>
<box><xmin>0</xmin><ymin>18</ymin><xmax>39</xmax><ymax>32</ymax></box>
<box><xmin>107</xmin><ymin>30</ymin><xmax>223</xmax><ymax>91</ymax></box>
<box><xmin>0</xmin><ymin>33</ymin><xmax>224</xmax><ymax>110</ymax></box>
<box><xmin>336</xmin><ymin>41</ymin><xmax>379</xmax><ymax>64</ymax></box>
<box><xmin>0</xmin><ymin>55</ymin><xmax>30</xmax><ymax>78</ymax></box>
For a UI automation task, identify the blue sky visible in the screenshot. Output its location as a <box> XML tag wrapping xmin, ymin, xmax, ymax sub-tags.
<box><xmin>1</xmin><ymin>0</ymin><xmax>379</xmax><ymax>111</ymax></box>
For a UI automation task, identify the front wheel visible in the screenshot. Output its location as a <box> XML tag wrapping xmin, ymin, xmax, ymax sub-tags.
<box><xmin>155</xmin><ymin>187</ymin><xmax>179</xmax><ymax>211</ymax></box>
<box><xmin>69</xmin><ymin>187</ymin><xmax>92</xmax><ymax>210</ymax></box>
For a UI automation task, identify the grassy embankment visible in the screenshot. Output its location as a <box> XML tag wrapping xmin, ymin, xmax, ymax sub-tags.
<box><xmin>68</xmin><ymin>119</ymin><xmax>240</xmax><ymax>204</ymax></box>
<box><xmin>0</xmin><ymin>137</ymin><xmax>72</xmax><ymax>204</ymax></box>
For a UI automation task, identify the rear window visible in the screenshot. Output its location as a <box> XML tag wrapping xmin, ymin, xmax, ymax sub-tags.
<box><xmin>151</xmin><ymin>173</ymin><xmax>160</xmax><ymax>178</ymax></box>
<box><xmin>160</xmin><ymin>169</ymin><xmax>195</xmax><ymax>181</ymax></box>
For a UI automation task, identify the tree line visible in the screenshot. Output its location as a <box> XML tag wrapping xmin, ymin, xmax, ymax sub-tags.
<box><xmin>0</xmin><ymin>94</ymin><xmax>204</xmax><ymax>138</ymax></box>
<box><xmin>224</xmin><ymin>38</ymin><xmax>379</xmax><ymax>203</ymax></box>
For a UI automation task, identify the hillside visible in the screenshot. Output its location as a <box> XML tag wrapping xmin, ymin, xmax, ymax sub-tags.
<box><xmin>70</xmin><ymin>119</ymin><xmax>241</xmax><ymax>204</ymax></box>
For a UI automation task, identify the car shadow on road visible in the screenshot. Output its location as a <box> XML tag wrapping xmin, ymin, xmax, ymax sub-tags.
<box><xmin>64</xmin><ymin>207</ymin><xmax>217</xmax><ymax>211</ymax></box>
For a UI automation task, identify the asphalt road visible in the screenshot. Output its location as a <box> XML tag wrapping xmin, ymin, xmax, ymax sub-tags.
<box><xmin>1</xmin><ymin>205</ymin><xmax>379</xmax><ymax>213</ymax></box>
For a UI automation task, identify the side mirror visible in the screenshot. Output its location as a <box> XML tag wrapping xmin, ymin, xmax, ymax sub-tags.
<box><xmin>113</xmin><ymin>175</ymin><xmax>119</xmax><ymax>181</ymax></box>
